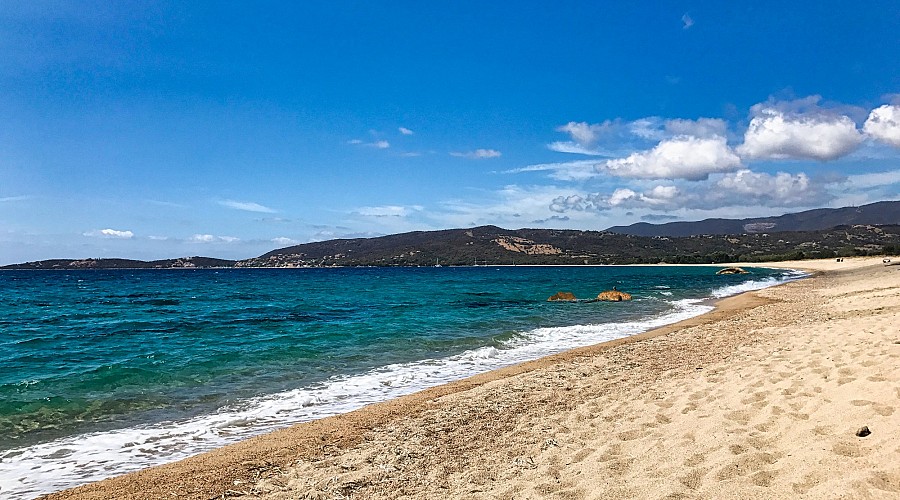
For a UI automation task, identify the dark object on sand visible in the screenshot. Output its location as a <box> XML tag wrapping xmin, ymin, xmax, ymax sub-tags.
<box><xmin>856</xmin><ymin>426</ymin><xmax>871</xmax><ymax>437</ymax></box>
<box><xmin>547</xmin><ymin>291</ymin><xmax>577</xmax><ymax>302</ymax></box>
<box><xmin>716</xmin><ymin>267</ymin><xmax>749</xmax><ymax>275</ymax></box>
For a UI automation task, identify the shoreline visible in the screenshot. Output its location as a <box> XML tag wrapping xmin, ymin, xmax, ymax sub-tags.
<box><xmin>40</xmin><ymin>258</ymin><xmax>898</xmax><ymax>499</ymax></box>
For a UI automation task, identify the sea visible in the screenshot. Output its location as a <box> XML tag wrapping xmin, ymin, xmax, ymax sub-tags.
<box><xmin>0</xmin><ymin>265</ymin><xmax>804</xmax><ymax>498</ymax></box>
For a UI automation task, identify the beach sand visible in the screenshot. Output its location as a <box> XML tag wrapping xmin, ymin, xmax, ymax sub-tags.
<box><xmin>42</xmin><ymin>257</ymin><xmax>900</xmax><ymax>499</ymax></box>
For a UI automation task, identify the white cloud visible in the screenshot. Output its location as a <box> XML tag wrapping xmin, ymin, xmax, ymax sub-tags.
<box><xmin>715</xmin><ymin>169</ymin><xmax>822</xmax><ymax>206</ymax></box>
<box><xmin>218</xmin><ymin>200</ymin><xmax>277</xmax><ymax>213</ymax></box>
<box><xmin>863</xmin><ymin>105</ymin><xmax>900</xmax><ymax>148</ymax></box>
<box><xmin>548</xmin><ymin>117</ymin><xmax>727</xmax><ymax>159</ymax></box>
<box><xmin>398</xmin><ymin>127</ymin><xmax>414</xmax><ymax>135</ymax></box>
<box><xmin>840</xmin><ymin>168</ymin><xmax>900</xmax><ymax>189</ymax></box>
<box><xmin>190</xmin><ymin>234</ymin><xmax>239</xmax><ymax>243</ymax></box>
<box><xmin>550</xmin><ymin>168</ymin><xmax>830</xmax><ymax>214</ymax></box>
<box><xmin>665</xmin><ymin>118</ymin><xmax>727</xmax><ymax>138</ymax></box>
<box><xmin>435</xmin><ymin>184</ymin><xmax>596</xmax><ymax>228</ymax></box>
<box><xmin>556</xmin><ymin>121</ymin><xmax>613</xmax><ymax>147</ymax></box>
<box><xmin>552</xmin><ymin>186</ymin><xmax>681</xmax><ymax>212</ymax></box>
<box><xmin>349</xmin><ymin>139</ymin><xmax>390</xmax><ymax>149</ymax></box>
<box><xmin>450</xmin><ymin>149</ymin><xmax>502</xmax><ymax>159</ymax></box>
<box><xmin>356</xmin><ymin>205</ymin><xmax>423</xmax><ymax>218</ymax></box>
<box><xmin>506</xmin><ymin>159</ymin><xmax>600</xmax><ymax>181</ymax></box>
<box><xmin>547</xmin><ymin>141</ymin><xmax>608</xmax><ymax>155</ymax></box>
<box><xmin>737</xmin><ymin>100</ymin><xmax>864</xmax><ymax>161</ymax></box>
<box><xmin>0</xmin><ymin>195</ymin><xmax>31</xmax><ymax>202</ymax></box>
<box><xmin>83</xmin><ymin>228</ymin><xmax>134</xmax><ymax>239</ymax></box>
<box><xmin>682</xmin><ymin>13</ymin><xmax>694</xmax><ymax>29</ymax></box>
<box><xmin>549</xmin><ymin>120</ymin><xmax>624</xmax><ymax>155</ymax></box>
<box><xmin>271</xmin><ymin>236</ymin><xmax>299</xmax><ymax>246</ymax></box>
<box><xmin>601</xmin><ymin>136</ymin><xmax>741</xmax><ymax>180</ymax></box>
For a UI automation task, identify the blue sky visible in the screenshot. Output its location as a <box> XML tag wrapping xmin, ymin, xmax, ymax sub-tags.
<box><xmin>1</xmin><ymin>1</ymin><xmax>899</xmax><ymax>264</ymax></box>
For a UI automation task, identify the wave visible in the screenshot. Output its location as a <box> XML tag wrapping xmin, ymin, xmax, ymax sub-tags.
<box><xmin>709</xmin><ymin>269</ymin><xmax>807</xmax><ymax>299</ymax></box>
<box><xmin>0</xmin><ymin>272</ymin><xmax>800</xmax><ymax>499</ymax></box>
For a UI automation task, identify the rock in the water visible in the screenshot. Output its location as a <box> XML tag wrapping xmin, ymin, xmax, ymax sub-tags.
<box><xmin>596</xmin><ymin>290</ymin><xmax>632</xmax><ymax>302</ymax></box>
<box><xmin>856</xmin><ymin>426</ymin><xmax>871</xmax><ymax>437</ymax></box>
<box><xmin>716</xmin><ymin>267</ymin><xmax>749</xmax><ymax>275</ymax></box>
<box><xmin>547</xmin><ymin>291</ymin><xmax>577</xmax><ymax>302</ymax></box>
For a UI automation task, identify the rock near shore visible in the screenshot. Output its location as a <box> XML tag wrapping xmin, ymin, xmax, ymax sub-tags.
<box><xmin>597</xmin><ymin>290</ymin><xmax>632</xmax><ymax>301</ymax></box>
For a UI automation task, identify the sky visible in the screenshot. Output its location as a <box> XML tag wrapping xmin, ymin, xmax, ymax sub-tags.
<box><xmin>1</xmin><ymin>1</ymin><xmax>899</xmax><ymax>264</ymax></box>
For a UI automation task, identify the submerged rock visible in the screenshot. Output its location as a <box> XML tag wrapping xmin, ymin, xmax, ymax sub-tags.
<box><xmin>716</xmin><ymin>267</ymin><xmax>749</xmax><ymax>275</ymax></box>
<box><xmin>597</xmin><ymin>290</ymin><xmax>632</xmax><ymax>302</ymax></box>
<box><xmin>547</xmin><ymin>291</ymin><xmax>577</xmax><ymax>302</ymax></box>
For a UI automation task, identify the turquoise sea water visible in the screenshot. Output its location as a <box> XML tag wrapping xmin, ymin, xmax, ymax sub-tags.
<box><xmin>0</xmin><ymin>266</ymin><xmax>802</xmax><ymax>498</ymax></box>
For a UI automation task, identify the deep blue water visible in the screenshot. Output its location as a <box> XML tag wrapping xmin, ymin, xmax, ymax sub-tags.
<box><xmin>0</xmin><ymin>265</ymin><xmax>802</xmax><ymax>498</ymax></box>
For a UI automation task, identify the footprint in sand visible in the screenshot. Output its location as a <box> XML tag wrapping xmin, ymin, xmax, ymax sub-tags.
<box><xmin>867</xmin><ymin>470</ymin><xmax>900</xmax><ymax>493</ymax></box>
<box><xmin>678</xmin><ymin>467</ymin><xmax>707</xmax><ymax>490</ymax></box>
<box><xmin>751</xmin><ymin>469</ymin><xmax>777</xmax><ymax>487</ymax></box>
<box><xmin>740</xmin><ymin>391</ymin><xmax>768</xmax><ymax>406</ymax></box>
<box><xmin>832</xmin><ymin>441</ymin><xmax>865</xmax><ymax>457</ymax></box>
<box><xmin>715</xmin><ymin>452</ymin><xmax>779</xmax><ymax>481</ymax></box>
<box><xmin>725</xmin><ymin>410</ymin><xmax>752</xmax><ymax>425</ymax></box>
<box><xmin>729</xmin><ymin>444</ymin><xmax>748</xmax><ymax>455</ymax></box>
<box><xmin>681</xmin><ymin>402</ymin><xmax>698</xmax><ymax>415</ymax></box>
<box><xmin>792</xmin><ymin>471</ymin><xmax>823</xmax><ymax>494</ymax></box>
<box><xmin>571</xmin><ymin>448</ymin><xmax>594</xmax><ymax>463</ymax></box>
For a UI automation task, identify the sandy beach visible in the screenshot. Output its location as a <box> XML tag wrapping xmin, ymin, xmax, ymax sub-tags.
<box><xmin>42</xmin><ymin>257</ymin><xmax>900</xmax><ymax>499</ymax></box>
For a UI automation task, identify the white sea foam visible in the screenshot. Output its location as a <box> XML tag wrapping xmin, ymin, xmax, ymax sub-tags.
<box><xmin>0</xmin><ymin>271</ymin><xmax>801</xmax><ymax>499</ymax></box>
<box><xmin>709</xmin><ymin>269</ymin><xmax>807</xmax><ymax>299</ymax></box>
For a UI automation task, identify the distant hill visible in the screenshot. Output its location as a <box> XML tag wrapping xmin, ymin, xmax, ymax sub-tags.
<box><xmin>606</xmin><ymin>201</ymin><xmax>900</xmax><ymax>237</ymax></box>
<box><xmin>237</xmin><ymin>223</ymin><xmax>900</xmax><ymax>267</ymax></box>
<box><xmin>1</xmin><ymin>256</ymin><xmax>235</xmax><ymax>270</ymax></box>
<box><xmin>5</xmin><ymin>203</ymin><xmax>900</xmax><ymax>270</ymax></box>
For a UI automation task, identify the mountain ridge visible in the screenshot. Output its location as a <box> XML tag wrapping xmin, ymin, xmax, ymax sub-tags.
<box><xmin>3</xmin><ymin>202</ymin><xmax>899</xmax><ymax>269</ymax></box>
<box><xmin>605</xmin><ymin>200</ymin><xmax>900</xmax><ymax>237</ymax></box>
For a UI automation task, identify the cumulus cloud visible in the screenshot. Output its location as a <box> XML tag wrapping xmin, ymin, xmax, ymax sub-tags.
<box><xmin>83</xmin><ymin>228</ymin><xmax>134</xmax><ymax>239</ymax></box>
<box><xmin>550</xmin><ymin>169</ymin><xmax>829</xmax><ymax>214</ymax></box>
<box><xmin>715</xmin><ymin>169</ymin><xmax>825</xmax><ymax>206</ymax></box>
<box><xmin>450</xmin><ymin>149</ymin><xmax>502</xmax><ymax>159</ymax></box>
<box><xmin>398</xmin><ymin>127</ymin><xmax>414</xmax><ymax>135</ymax></box>
<box><xmin>863</xmin><ymin>105</ymin><xmax>900</xmax><ymax>148</ymax></box>
<box><xmin>737</xmin><ymin>98</ymin><xmax>864</xmax><ymax>161</ymax></box>
<box><xmin>556</xmin><ymin>121</ymin><xmax>612</xmax><ymax>147</ymax></box>
<box><xmin>549</xmin><ymin>120</ymin><xmax>622</xmax><ymax>155</ymax></box>
<box><xmin>601</xmin><ymin>136</ymin><xmax>741</xmax><ymax>180</ymax></box>
<box><xmin>665</xmin><ymin>118</ymin><xmax>727</xmax><ymax>138</ymax></box>
<box><xmin>218</xmin><ymin>200</ymin><xmax>277</xmax><ymax>213</ymax></box>
<box><xmin>549</xmin><ymin>117</ymin><xmax>728</xmax><ymax>157</ymax></box>
<box><xmin>550</xmin><ymin>186</ymin><xmax>680</xmax><ymax>212</ymax></box>
<box><xmin>190</xmin><ymin>234</ymin><xmax>239</xmax><ymax>243</ymax></box>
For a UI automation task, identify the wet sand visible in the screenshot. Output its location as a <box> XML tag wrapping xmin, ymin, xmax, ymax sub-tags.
<box><xmin>42</xmin><ymin>257</ymin><xmax>900</xmax><ymax>499</ymax></box>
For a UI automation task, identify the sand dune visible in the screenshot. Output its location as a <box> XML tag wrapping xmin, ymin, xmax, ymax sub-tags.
<box><xmin>43</xmin><ymin>257</ymin><xmax>900</xmax><ymax>499</ymax></box>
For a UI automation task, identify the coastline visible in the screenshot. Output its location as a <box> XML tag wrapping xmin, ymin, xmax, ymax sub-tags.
<box><xmin>39</xmin><ymin>258</ymin><xmax>899</xmax><ymax>499</ymax></box>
